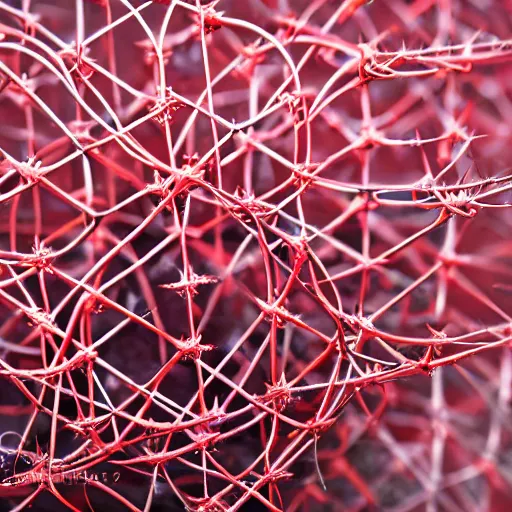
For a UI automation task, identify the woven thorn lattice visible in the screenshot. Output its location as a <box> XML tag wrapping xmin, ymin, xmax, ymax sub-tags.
<box><xmin>0</xmin><ymin>0</ymin><xmax>512</xmax><ymax>510</ymax></box>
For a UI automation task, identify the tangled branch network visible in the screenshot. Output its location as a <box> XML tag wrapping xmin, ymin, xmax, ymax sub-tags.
<box><xmin>0</xmin><ymin>0</ymin><xmax>512</xmax><ymax>510</ymax></box>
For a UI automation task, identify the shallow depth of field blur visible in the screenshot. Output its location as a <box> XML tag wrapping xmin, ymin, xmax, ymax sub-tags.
<box><xmin>0</xmin><ymin>0</ymin><xmax>511</xmax><ymax>511</ymax></box>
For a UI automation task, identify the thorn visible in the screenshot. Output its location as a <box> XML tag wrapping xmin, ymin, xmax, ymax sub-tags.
<box><xmin>314</xmin><ymin>434</ymin><xmax>327</xmax><ymax>491</ymax></box>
